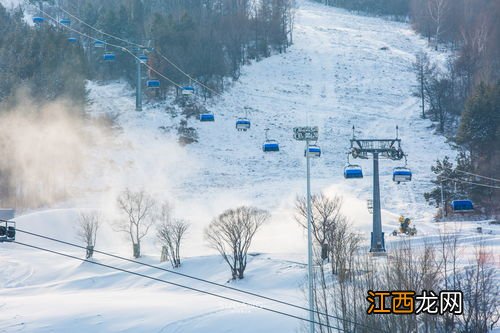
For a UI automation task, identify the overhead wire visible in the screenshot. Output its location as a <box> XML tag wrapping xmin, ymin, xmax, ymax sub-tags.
<box><xmin>58</xmin><ymin>6</ymin><xmax>147</xmax><ymax>49</ymax></box>
<box><xmin>453</xmin><ymin>169</ymin><xmax>500</xmax><ymax>183</ymax></box>
<box><xmin>439</xmin><ymin>176</ymin><xmax>500</xmax><ymax>190</ymax></box>
<box><xmin>12</xmin><ymin>240</ymin><xmax>349</xmax><ymax>332</ymax></box>
<box><xmin>12</xmin><ymin>226</ymin><xmax>386</xmax><ymax>333</ymax></box>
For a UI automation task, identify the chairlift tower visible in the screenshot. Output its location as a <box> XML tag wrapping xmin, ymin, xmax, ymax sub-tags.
<box><xmin>135</xmin><ymin>45</ymin><xmax>151</xmax><ymax>112</ymax></box>
<box><xmin>349</xmin><ymin>126</ymin><xmax>405</xmax><ymax>254</ymax></box>
<box><xmin>136</xmin><ymin>52</ymin><xmax>142</xmax><ymax>111</ymax></box>
<box><xmin>293</xmin><ymin>126</ymin><xmax>319</xmax><ymax>333</ymax></box>
<box><xmin>135</xmin><ymin>47</ymin><xmax>145</xmax><ymax>111</ymax></box>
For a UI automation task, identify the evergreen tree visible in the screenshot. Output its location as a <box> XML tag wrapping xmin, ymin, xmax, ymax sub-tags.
<box><xmin>0</xmin><ymin>3</ymin><xmax>87</xmax><ymax>105</ymax></box>
<box><xmin>456</xmin><ymin>82</ymin><xmax>500</xmax><ymax>155</ymax></box>
<box><xmin>424</xmin><ymin>153</ymin><xmax>476</xmax><ymax>216</ymax></box>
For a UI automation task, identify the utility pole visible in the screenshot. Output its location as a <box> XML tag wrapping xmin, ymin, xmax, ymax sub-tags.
<box><xmin>349</xmin><ymin>126</ymin><xmax>406</xmax><ymax>254</ymax></box>
<box><xmin>420</xmin><ymin>74</ymin><xmax>425</xmax><ymax>119</ymax></box>
<box><xmin>440</xmin><ymin>180</ymin><xmax>446</xmax><ymax>217</ymax></box>
<box><xmin>293</xmin><ymin>126</ymin><xmax>319</xmax><ymax>333</ymax></box>
<box><xmin>305</xmin><ymin>136</ymin><xmax>314</xmax><ymax>333</ymax></box>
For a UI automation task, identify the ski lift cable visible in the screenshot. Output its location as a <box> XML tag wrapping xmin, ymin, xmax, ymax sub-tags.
<box><xmin>56</xmin><ymin>5</ymin><xmax>334</xmax><ymax>105</ymax></box>
<box><xmin>48</xmin><ymin>4</ymin><xmax>363</xmax><ymax>107</ymax></box>
<box><xmin>33</xmin><ymin>6</ymin><xmax>183</xmax><ymax>89</ymax></box>
<box><xmin>152</xmin><ymin>51</ymin><xmax>220</xmax><ymax>96</ymax></box>
<box><xmin>453</xmin><ymin>169</ymin><xmax>500</xmax><ymax>183</ymax></box>
<box><xmin>58</xmin><ymin>6</ymin><xmax>147</xmax><ymax>49</ymax></box>
<box><xmin>57</xmin><ymin>5</ymin><xmax>220</xmax><ymax>96</ymax></box>
<box><xmin>12</xmin><ymin>227</ymin><xmax>386</xmax><ymax>333</ymax></box>
<box><xmin>12</xmin><ymin>240</ymin><xmax>350</xmax><ymax>332</ymax></box>
<box><xmin>56</xmin><ymin>5</ymin><xmax>323</xmax><ymax>103</ymax></box>
<box><xmin>439</xmin><ymin>176</ymin><xmax>500</xmax><ymax>190</ymax></box>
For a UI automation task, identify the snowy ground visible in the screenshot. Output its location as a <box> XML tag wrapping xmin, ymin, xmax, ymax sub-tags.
<box><xmin>1</xmin><ymin>1</ymin><xmax>498</xmax><ymax>332</ymax></box>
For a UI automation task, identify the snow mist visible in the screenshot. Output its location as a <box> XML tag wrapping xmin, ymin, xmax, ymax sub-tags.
<box><xmin>0</xmin><ymin>90</ymin><xmax>92</xmax><ymax>208</ymax></box>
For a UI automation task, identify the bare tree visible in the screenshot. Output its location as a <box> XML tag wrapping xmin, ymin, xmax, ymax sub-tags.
<box><xmin>115</xmin><ymin>189</ymin><xmax>156</xmax><ymax>258</ymax></box>
<box><xmin>156</xmin><ymin>202</ymin><xmax>189</xmax><ymax>268</ymax></box>
<box><xmin>457</xmin><ymin>240</ymin><xmax>500</xmax><ymax>333</ymax></box>
<box><xmin>295</xmin><ymin>194</ymin><xmax>364</xmax><ymax>332</ymax></box>
<box><xmin>437</xmin><ymin>227</ymin><xmax>462</xmax><ymax>330</ymax></box>
<box><xmin>295</xmin><ymin>193</ymin><xmax>347</xmax><ymax>264</ymax></box>
<box><xmin>413</xmin><ymin>52</ymin><xmax>436</xmax><ymax>119</ymax></box>
<box><xmin>427</xmin><ymin>0</ymin><xmax>449</xmax><ymax>50</ymax></box>
<box><xmin>77</xmin><ymin>212</ymin><xmax>100</xmax><ymax>259</ymax></box>
<box><xmin>204</xmin><ymin>206</ymin><xmax>269</xmax><ymax>280</ymax></box>
<box><xmin>424</xmin><ymin>70</ymin><xmax>453</xmax><ymax>133</ymax></box>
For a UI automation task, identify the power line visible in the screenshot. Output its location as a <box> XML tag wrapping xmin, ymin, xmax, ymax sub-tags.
<box><xmin>13</xmin><ymin>227</ymin><xmax>385</xmax><ymax>333</ymax></box>
<box><xmin>454</xmin><ymin>169</ymin><xmax>500</xmax><ymax>183</ymax></box>
<box><xmin>12</xmin><ymin>240</ymin><xmax>348</xmax><ymax>332</ymax></box>
<box><xmin>440</xmin><ymin>176</ymin><xmax>500</xmax><ymax>190</ymax></box>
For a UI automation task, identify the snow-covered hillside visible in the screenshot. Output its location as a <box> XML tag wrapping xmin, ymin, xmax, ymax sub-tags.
<box><xmin>1</xmin><ymin>1</ymin><xmax>498</xmax><ymax>332</ymax></box>
<box><xmin>83</xmin><ymin>0</ymin><xmax>456</xmax><ymax>254</ymax></box>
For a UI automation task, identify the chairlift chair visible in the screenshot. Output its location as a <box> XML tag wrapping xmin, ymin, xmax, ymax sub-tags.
<box><xmin>236</xmin><ymin>118</ymin><xmax>251</xmax><ymax>131</ymax></box>
<box><xmin>103</xmin><ymin>52</ymin><xmax>116</xmax><ymax>61</ymax></box>
<box><xmin>59</xmin><ymin>18</ymin><xmax>71</xmax><ymax>26</ymax></box>
<box><xmin>138</xmin><ymin>54</ymin><xmax>148</xmax><ymax>63</ymax></box>
<box><xmin>67</xmin><ymin>37</ymin><xmax>78</xmax><ymax>43</ymax></box>
<box><xmin>304</xmin><ymin>144</ymin><xmax>321</xmax><ymax>158</ymax></box>
<box><xmin>32</xmin><ymin>16</ymin><xmax>45</xmax><ymax>24</ymax></box>
<box><xmin>392</xmin><ymin>167</ymin><xmax>412</xmax><ymax>184</ymax></box>
<box><xmin>182</xmin><ymin>86</ymin><xmax>195</xmax><ymax>95</ymax></box>
<box><xmin>146</xmin><ymin>79</ymin><xmax>160</xmax><ymax>88</ymax></box>
<box><xmin>344</xmin><ymin>164</ymin><xmax>363</xmax><ymax>179</ymax></box>
<box><xmin>263</xmin><ymin>140</ymin><xmax>280</xmax><ymax>152</ymax></box>
<box><xmin>199</xmin><ymin>112</ymin><xmax>215</xmax><ymax>122</ymax></box>
<box><xmin>94</xmin><ymin>40</ymin><xmax>105</xmax><ymax>48</ymax></box>
<box><xmin>450</xmin><ymin>200</ymin><xmax>474</xmax><ymax>212</ymax></box>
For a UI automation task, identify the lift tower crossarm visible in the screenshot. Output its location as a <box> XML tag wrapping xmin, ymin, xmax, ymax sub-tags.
<box><xmin>350</xmin><ymin>139</ymin><xmax>404</xmax><ymax>159</ymax></box>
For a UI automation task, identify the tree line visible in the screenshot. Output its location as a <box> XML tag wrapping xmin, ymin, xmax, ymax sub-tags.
<box><xmin>412</xmin><ymin>0</ymin><xmax>500</xmax><ymax>215</ymax></box>
<box><xmin>0</xmin><ymin>0</ymin><xmax>294</xmax><ymax>105</ymax></box>
<box><xmin>0</xmin><ymin>3</ymin><xmax>87</xmax><ymax>105</ymax></box>
<box><xmin>313</xmin><ymin>0</ymin><xmax>409</xmax><ymax>17</ymax></box>
<box><xmin>81</xmin><ymin>188</ymin><xmax>269</xmax><ymax>281</ymax></box>
<box><xmin>315</xmin><ymin>0</ymin><xmax>499</xmax><ymax>214</ymax></box>
<box><xmin>295</xmin><ymin>192</ymin><xmax>498</xmax><ymax>333</ymax></box>
<box><xmin>58</xmin><ymin>0</ymin><xmax>295</xmax><ymax>97</ymax></box>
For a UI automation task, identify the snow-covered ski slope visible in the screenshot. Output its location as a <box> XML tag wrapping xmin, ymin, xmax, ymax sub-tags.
<box><xmin>82</xmin><ymin>0</ymin><xmax>456</xmax><ymax>253</ymax></box>
<box><xmin>2</xmin><ymin>1</ymin><xmax>498</xmax><ymax>332</ymax></box>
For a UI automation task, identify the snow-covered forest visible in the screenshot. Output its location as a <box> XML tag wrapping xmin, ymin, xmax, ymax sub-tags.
<box><xmin>0</xmin><ymin>0</ymin><xmax>498</xmax><ymax>332</ymax></box>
